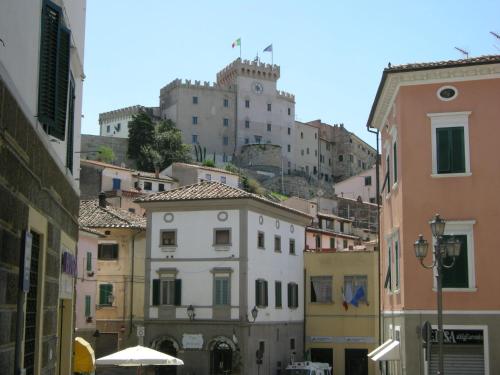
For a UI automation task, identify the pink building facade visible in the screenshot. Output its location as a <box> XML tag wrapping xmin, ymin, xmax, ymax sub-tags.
<box><xmin>368</xmin><ymin>56</ymin><xmax>500</xmax><ymax>374</ymax></box>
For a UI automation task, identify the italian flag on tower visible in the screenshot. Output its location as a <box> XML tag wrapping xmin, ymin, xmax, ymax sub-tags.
<box><xmin>231</xmin><ymin>38</ymin><xmax>241</xmax><ymax>48</ymax></box>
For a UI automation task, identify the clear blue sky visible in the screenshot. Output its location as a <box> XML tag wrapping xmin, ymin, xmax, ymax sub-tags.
<box><xmin>81</xmin><ymin>0</ymin><xmax>500</xmax><ymax>147</ymax></box>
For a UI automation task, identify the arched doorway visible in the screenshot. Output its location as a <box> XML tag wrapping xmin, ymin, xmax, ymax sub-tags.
<box><xmin>209</xmin><ymin>338</ymin><xmax>235</xmax><ymax>375</ymax></box>
<box><xmin>156</xmin><ymin>339</ymin><xmax>178</xmax><ymax>375</ymax></box>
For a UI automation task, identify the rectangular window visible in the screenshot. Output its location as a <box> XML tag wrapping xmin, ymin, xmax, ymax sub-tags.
<box><xmin>128</xmin><ymin>208</ymin><xmax>136</xmax><ymax>213</ymax></box>
<box><xmin>349</xmin><ymin>154</ymin><xmax>354</xmax><ymax>162</ymax></box>
<box><xmin>254</xmin><ymin>135</ymin><xmax>262</xmax><ymax>144</ymax></box>
<box><xmin>287</xmin><ymin>127</ymin><xmax>291</xmax><ymax>135</ymax></box>
<box><xmin>98</xmin><ymin>244</ymin><xmax>118</xmax><ymax>260</ymax></box>
<box><xmin>223</xmin><ymin>136</ymin><xmax>229</xmax><ymax>145</ymax></box>
<box><xmin>287</xmin><ymin>144</ymin><xmax>291</xmax><ymax>152</ymax></box>
<box><xmin>288</xmin><ymin>108</ymin><xmax>291</xmax><ymax>116</ymax></box>
<box><xmin>223</xmin><ymin>98</ymin><xmax>229</xmax><ymax>107</ymax></box>
<box><xmin>192</xmin><ymin>134</ymin><xmax>198</xmax><ymax>144</ymax></box>
<box><xmin>385</xmin><ymin>244</ymin><xmax>392</xmax><ymax>291</ymax></box>
<box><xmin>311</xmin><ymin>276</ymin><xmax>332</xmax><ymax>303</ymax></box>
<box><xmin>325</xmin><ymin>219</ymin><xmax>333</xmax><ymax>230</ymax></box>
<box><xmin>394</xmin><ymin>240</ymin><xmax>400</xmax><ymax>290</ymax></box>
<box><xmin>338</xmin><ymin>155</ymin><xmax>343</xmax><ymax>162</ymax></box>
<box><xmin>116</xmin><ymin>123</ymin><xmax>121</xmax><ymax>131</ymax></box>
<box><xmin>144</xmin><ymin>181</ymin><xmax>152</xmax><ymax>190</ymax></box>
<box><xmin>275</xmin><ymin>281</ymin><xmax>282</xmax><ymax>308</ymax></box>
<box><xmin>38</xmin><ymin>0</ymin><xmax>71</xmax><ymax>141</ymax></box>
<box><xmin>287</xmin><ymin>282</ymin><xmax>299</xmax><ymax>308</ymax></box>
<box><xmin>223</xmin><ymin>118</ymin><xmax>229</xmax><ymax>127</ymax></box>
<box><xmin>290</xmin><ymin>338</ymin><xmax>295</xmax><ymax>350</ymax></box>
<box><xmin>340</xmin><ymin>222</ymin><xmax>345</xmax><ymax>233</ymax></box>
<box><xmin>205</xmin><ymin>173</ymin><xmax>211</xmax><ymax>181</ymax></box>
<box><xmin>344</xmin><ymin>275</ymin><xmax>368</xmax><ymax>304</ymax></box>
<box><xmin>192</xmin><ymin>96</ymin><xmax>198</xmax><ymax>104</ymax></box>
<box><xmin>306</xmin><ymin>148</ymin><xmax>310</xmax><ymax>155</ymax></box>
<box><xmin>245</xmin><ymin>100</ymin><xmax>250</xmax><ymax>108</ymax></box>
<box><xmin>107</xmin><ymin>125</ymin><xmax>110</xmax><ymax>133</ymax></box>
<box><xmin>161</xmin><ymin>279</ymin><xmax>177</xmax><ymax>305</ymax></box>
<box><xmin>220</xmin><ymin>176</ymin><xmax>226</xmax><ymax>184</ymax></box>
<box><xmin>258</xmin><ymin>231</ymin><xmax>265</xmax><ymax>249</ymax></box>
<box><xmin>215</xmin><ymin>229</ymin><xmax>231</xmax><ymax>245</ymax></box>
<box><xmin>289</xmin><ymin>239</ymin><xmax>295</xmax><ymax>254</ymax></box>
<box><xmin>245</xmin><ymin>120</ymin><xmax>250</xmax><ymax>128</ymax></box>
<box><xmin>274</xmin><ymin>235</ymin><xmax>281</xmax><ymax>252</ymax></box>
<box><xmin>159</xmin><ymin>183</ymin><xmax>165</xmax><ymax>191</ymax></box>
<box><xmin>386</xmin><ymin>154</ymin><xmax>391</xmax><ymax>193</ymax></box>
<box><xmin>245</xmin><ymin>138</ymin><xmax>249</xmax><ymax>145</ymax></box>
<box><xmin>85</xmin><ymin>295</ymin><xmax>91</xmax><ymax>317</ymax></box>
<box><xmin>436</xmin><ymin>127</ymin><xmax>465</xmax><ymax>174</ymax></box>
<box><xmin>214</xmin><ymin>277</ymin><xmax>230</xmax><ymax>305</ymax></box>
<box><xmin>86</xmin><ymin>252</ymin><xmax>92</xmax><ymax>271</ymax></box>
<box><xmin>329</xmin><ymin>238</ymin><xmax>335</xmax><ymax>249</ymax></box>
<box><xmin>192</xmin><ymin>116</ymin><xmax>198</xmax><ymax>125</ymax></box>
<box><xmin>365</xmin><ymin>176</ymin><xmax>372</xmax><ymax>186</ymax></box>
<box><xmin>315</xmin><ymin>235</ymin><xmax>321</xmax><ymax>249</ymax></box>
<box><xmin>161</xmin><ymin>230</ymin><xmax>177</xmax><ymax>246</ymax></box>
<box><xmin>442</xmin><ymin>234</ymin><xmax>469</xmax><ymax>288</ymax></box>
<box><xmin>393</xmin><ymin>142</ymin><xmax>398</xmax><ymax>183</ymax></box>
<box><xmin>267</xmin><ymin>123</ymin><xmax>272</xmax><ymax>132</ymax></box>
<box><xmin>267</xmin><ymin>103</ymin><xmax>272</xmax><ymax>112</ymax></box>
<box><xmin>343</xmin><ymin>239</ymin><xmax>348</xmax><ymax>249</ymax></box>
<box><xmin>99</xmin><ymin>284</ymin><xmax>113</xmax><ymax>305</ymax></box>
<box><xmin>112</xmin><ymin>178</ymin><xmax>121</xmax><ymax>190</ymax></box>
<box><xmin>255</xmin><ymin>279</ymin><xmax>268</xmax><ymax>307</ymax></box>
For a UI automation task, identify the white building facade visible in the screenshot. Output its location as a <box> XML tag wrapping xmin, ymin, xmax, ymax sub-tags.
<box><xmin>138</xmin><ymin>182</ymin><xmax>311</xmax><ymax>375</ymax></box>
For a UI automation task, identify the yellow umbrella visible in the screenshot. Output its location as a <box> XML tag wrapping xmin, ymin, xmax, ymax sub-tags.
<box><xmin>73</xmin><ymin>337</ymin><xmax>95</xmax><ymax>373</ymax></box>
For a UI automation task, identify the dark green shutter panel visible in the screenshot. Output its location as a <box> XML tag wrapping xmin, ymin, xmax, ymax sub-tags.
<box><xmin>38</xmin><ymin>2</ymin><xmax>60</xmax><ymax>129</ymax></box>
<box><xmin>442</xmin><ymin>235</ymin><xmax>468</xmax><ymax>288</ymax></box>
<box><xmin>152</xmin><ymin>279</ymin><xmax>160</xmax><ymax>306</ymax></box>
<box><xmin>288</xmin><ymin>283</ymin><xmax>292</xmax><ymax>308</ymax></box>
<box><xmin>311</xmin><ymin>279</ymin><xmax>317</xmax><ymax>302</ymax></box>
<box><xmin>66</xmin><ymin>76</ymin><xmax>75</xmax><ymax>172</ymax></box>
<box><xmin>451</xmin><ymin>127</ymin><xmax>465</xmax><ymax>173</ymax></box>
<box><xmin>275</xmin><ymin>282</ymin><xmax>282</xmax><ymax>308</ymax></box>
<box><xmin>437</xmin><ymin>128</ymin><xmax>451</xmax><ymax>173</ymax></box>
<box><xmin>174</xmin><ymin>279</ymin><xmax>182</xmax><ymax>306</ymax></box>
<box><xmin>393</xmin><ymin>142</ymin><xmax>398</xmax><ymax>182</ymax></box>
<box><xmin>294</xmin><ymin>284</ymin><xmax>299</xmax><ymax>308</ymax></box>
<box><xmin>112</xmin><ymin>244</ymin><xmax>119</xmax><ymax>259</ymax></box>
<box><xmin>86</xmin><ymin>252</ymin><xmax>92</xmax><ymax>271</ymax></box>
<box><xmin>51</xmin><ymin>25</ymin><xmax>70</xmax><ymax>140</ymax></box>
<box><xmin>264</xmin><ymin>280</ymin><xmax>268</xmax><ymax>307</ymax></box>
<box><xmin>85</xmin><ymin>295</ymin><xmax>91</xmax><ymax>316</ymax></box>
<box><xmin>255</xmin><ymin>280</ymin><xmax>260</xmax><ymax>306</ymax></box>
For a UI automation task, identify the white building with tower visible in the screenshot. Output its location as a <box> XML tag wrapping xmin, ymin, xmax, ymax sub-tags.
<box><xmin>137</xmin><ymin>181</ymin><xmax>311</xmax><ymax>375</ymax></box>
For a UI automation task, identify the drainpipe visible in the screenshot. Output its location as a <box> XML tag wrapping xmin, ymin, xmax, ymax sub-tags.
<box><xmin>129</xmin><ymin>229</ymin><xmax>141</xmax><ymax>336</ymax></box>
<box><xmin>367</xmin><ymin>126</ymin><xmax>382</xmax><ymax>347</ymax></box>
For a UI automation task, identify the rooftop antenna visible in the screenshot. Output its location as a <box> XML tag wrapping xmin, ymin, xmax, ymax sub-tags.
<box><xmin>454</xmin><ymin>47</ymin><xmax>469</xmax><ymax>59</ymax></box>
<box><xmin>490</xmin><ymin>32</ymin><xmax>500</xmax><ymax>52</ymax></box>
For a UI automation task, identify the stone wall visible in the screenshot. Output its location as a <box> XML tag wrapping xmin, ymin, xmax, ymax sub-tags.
<box><xmin>336</xmin><ymin>196</ymin><xmax>378</xmax><ymax>233</ymax></box>
<box><xmin>81</xmin><ymin>134</ymin><xmax>135</xmax><ymax>168</ymax></box>
<box><xmin>0</xmin><ymin>77</ymin><xmax>79</xmax><ymax>374</ymax></box>
<box><xmin>234</xmin><ymin>144</ymin><xmax>282</xmax><ymax>169</ymax></box>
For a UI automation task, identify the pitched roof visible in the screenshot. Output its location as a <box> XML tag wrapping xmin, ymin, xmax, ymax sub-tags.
<box><xmin>135</xmin><ymin>181</ymin><xmax>312</xmax><ymax>218</ymax></box>
<box><xmin>132</xmin><ymin>171</ymin><xmax>175</xmax><ymax>182</ymax></box>
<box><xmin>79</xmin><ymin>226</ymin><xmax>106</xmax><ymax>237</ymax></box>
<box><xmin>317</xmin><ymin>212</ymin><xmax>353</xmax><ymax>222</ymax></box>
<box><xmin>80</xmin><ymin>159</ymin><xmax>132</xmax><ymax>171</ymax></box>
<box><xmin>172</xmin><ymin>162</ymin><xmax>239</xmax><ymax>176</ymax></box>
<box><xmin>79</xmin><ymin>200</ymin><xmax>146</xmax><ymax>229</ymax></box>
<box><xmin>385</xmin><ymin>55</ymin><xmax>500</xmax><ymax>73</ymax></box>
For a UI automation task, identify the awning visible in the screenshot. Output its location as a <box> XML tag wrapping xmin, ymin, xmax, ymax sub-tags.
<box><xmin>368</xmin><ymin>339</ymin><xmax>400</xmax><ymax>361</ymax></box>
<box><xmin>73</xmin><ymin>337</ymin><xmax>95</xmax><ymax>373</ymax></box>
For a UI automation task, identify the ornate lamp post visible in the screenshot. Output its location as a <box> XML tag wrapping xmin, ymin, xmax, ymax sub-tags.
<box><xmin>187</xmin><ymin>304</ymin><xmax>196</xmax><ymax>320</ymax></box>
<box><xmin>414</xmin><ymin>214</ymin><xmax>462</xmax><ymax>375</ymax></box>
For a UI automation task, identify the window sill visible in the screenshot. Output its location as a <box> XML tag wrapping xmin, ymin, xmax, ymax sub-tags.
<box><xmin>433</xmin><ymin>287</ymin><xmax>477</xmax><ymax>292</ymax></box>
<box><xmin>160</xmin><ymin>245</ymin><xmax>177</xmax><ymax>252</ymax></box>
<box><xmin>258</xmin><ymin>247</ymin><xmax>266</xmax><ymax>250</ymax></box>
<box><xmin>311</xmin><ymin>301</ymin><xmax>334</xmax><ymax>305</ymax></box>
<box><xmin>289</xmin><ymin>253</ymin><xmax>297</xmax><ymax>256</ymax></box>
<box><xmin>431</xmin><ymin>172</ymin><xmax>472</xmax><ymax>178</ymax></box>
<box><xmin>213</xmin><ymin>245</ymin><xmax>231</xmax><ymax>251</ymax></box>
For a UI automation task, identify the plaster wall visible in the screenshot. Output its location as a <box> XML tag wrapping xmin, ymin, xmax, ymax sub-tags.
<box><xmin>334</xmin><ymin>166</ymin><xmax>377</xmax><ymax>202</ymax></box>
<box><xmin>293</xmin><ymin>122</ymin><xmax>319</xmax><ymax>175</ymax></box>
<box><xmin>75</xmin><ymin>233</ymin><xmax>98</xmax><ymax>330</ymax></box>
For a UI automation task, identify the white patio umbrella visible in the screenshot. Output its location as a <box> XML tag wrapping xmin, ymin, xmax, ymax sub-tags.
<box><xmin>96</xmin><ymin>345</ymin><xmax>183</xmax><ymax>374</ymax></box>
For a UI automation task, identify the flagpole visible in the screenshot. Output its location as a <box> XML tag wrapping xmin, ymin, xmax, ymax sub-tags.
<box><xmin>239</xmin><ymin>41</ymin><xmax>241</xmax><ymax>59</ymax></box>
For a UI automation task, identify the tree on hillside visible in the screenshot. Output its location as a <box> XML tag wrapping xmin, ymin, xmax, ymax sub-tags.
<box><xmin>128</xmin><ymin>113</ymin><xmax>192</xmax><ymax>172</ymax></box>
<box><xmin>127</xmin><ymin>111</ymin><xmax>155</xmax><ymax>169</ymax></box>
<box><xmin>96</xmin><ymin>145</ymin><xmax>115</xmax><ymax>163</ymax></box>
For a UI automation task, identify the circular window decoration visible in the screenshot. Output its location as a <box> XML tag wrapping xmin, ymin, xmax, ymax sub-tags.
<box><xmin>437</xmin><ymin>86</ymin><xmax>458</xmax><ymax>101</ymax></box>
<box><xmin>259</xmin><ymin>216</ymin><xmax>264</xmax><ymax>225</ymax></box>
<box><xmin>275</xmin><ymin>220</ymin><xmax>280</xmax><ymax>229</ymax></box>
<box><xmin>217</xmin><ymin>211</ymin><xmax>228</xmax><ymax>222</ymax></box>
<box><xmin>290</xmin><ymin>224</ymin><xmax>294</xmax><ymax>233</ymax></box>
<box><xmin>163</xmin><ymin>213</ymin><xmax>174</xmax><ymax>223</ymax></box>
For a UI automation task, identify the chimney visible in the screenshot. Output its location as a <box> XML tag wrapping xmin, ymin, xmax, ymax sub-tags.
<box><xmin>98</xmin><ymin>192</ymin><xmax>107</xmax><ymax>208</ymax></box>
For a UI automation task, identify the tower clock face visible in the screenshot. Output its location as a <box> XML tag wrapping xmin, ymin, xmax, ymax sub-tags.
<box><xmin>252</xmin><ymin>82</ymin><xmax>264</xmax><ymax>94</ymax></box>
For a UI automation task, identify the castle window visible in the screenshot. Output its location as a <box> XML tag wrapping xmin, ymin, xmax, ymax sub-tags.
<box><xmin>245</xmin><ymin>99</ymin><xmax>250</xmax><ymax>108</ymax></box>
<box><xmin>192</xmin><ymin>116</ymin><xmax>198</xmax><ymax>125</ymax></box>
<box><xmin>245</xmin><ymin>120</ymin><xmax>250</xmax><ymax>128</ymax></box>
<box><xmin>245</xmin><ymin>138</ymin><xmax>249</xmax><ymax>144</ymax></box>
<box><xmin>267</xmin><ymin>123</ymin><xmax>272</xmax><ymax>132</ymax></box>
<box><xmin>288</xmin><ymin>108</ymin><xmax>291</xmax><ymax>116</ymax></box>
<box><xmin>223</xmin><ymin>118</ymin><xmax>229</xmax><ymax>127</ymax></box>
<box><xmin>223</xmin><ymin>136</ymin><xmax>229</xmax><ymax>145</ymax></box>
<box><xmin>192</xmin><ymin>96</ymin><xmax>198</xmax><ymax>104</ymax></box>
<box><xmin>267</xmin><ymin>103</ymin><xmax>272</xmax><ymax>112</ymax></box>
<box><xmin>223</xmin><ymin>98</ymin><xmax>229</xmax><ymax>107</ymax></box>
<box><xmin>288</xmin><ymin>127</ymin><xmax>291</xmax><ymax>135</ymax></box>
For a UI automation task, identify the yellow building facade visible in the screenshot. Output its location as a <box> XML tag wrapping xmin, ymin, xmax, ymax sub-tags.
<box><xmin>305</xmin><ymin>250</ymin><xmax>379</xmax><ymax>375</ymax></box>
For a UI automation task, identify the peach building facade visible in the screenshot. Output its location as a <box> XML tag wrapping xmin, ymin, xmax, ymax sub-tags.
<box><xmin>368</xmin><ymin>56</ymin><xmax>500</xmax><ymax>374</ymax></box>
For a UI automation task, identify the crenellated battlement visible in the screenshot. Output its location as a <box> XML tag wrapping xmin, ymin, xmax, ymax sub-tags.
<box><xmin>160</xmin><ymin>78</ymin><xmax>225</xmax><ymax>95</ymax></box>
<box><xmin>216</xmin><ymin>58</ymin><xmax>281</xmax><ymax>86</ymax></box>
<box><xmin>99</xmin><ymin>105</ymin><xmax>146</xmax><ymax>123</ymax></box>
<box><xmin>276</xmin><ymin>90</ymin><xmax>295</xmax><ymax>102</ymax></box>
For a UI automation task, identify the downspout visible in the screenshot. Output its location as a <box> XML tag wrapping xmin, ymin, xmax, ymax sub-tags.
<box><xmin>129</xmin><ymin>229</ymin><xmax>141</xmax><ymax>336</ymax></box>
<box><xmin>367</xmin><ymin>126</ymin><xmax>381</xmax><ymax>347</ymax></box>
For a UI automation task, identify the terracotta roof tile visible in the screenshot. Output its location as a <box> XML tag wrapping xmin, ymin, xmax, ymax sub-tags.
<box><xmin>136</xmin><ymin>181</ymin><xmax>312</xmax><ymax>218</ymax></box>
<box><xmin>79</xmin><ymin>200</ymin><xmax>146</xmax><ymax>229</ymax></box>
<box><xmin>385</xmin><ymin>55</ymin><xmax>500</xmax><ymax>73</ymax></box>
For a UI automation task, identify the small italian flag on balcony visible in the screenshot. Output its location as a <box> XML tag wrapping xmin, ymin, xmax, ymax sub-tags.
<box><xmin>232</xmin><ymin>38</ymin><xmax>241</xmax><ymax>48</ymax></box>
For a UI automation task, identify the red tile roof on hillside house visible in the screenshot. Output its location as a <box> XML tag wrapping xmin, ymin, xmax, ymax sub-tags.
<box><xmin>135</xmin><ymin>181</ymin><xmax>313</xmax><ymax>219</ymax></box>
<box><xmin>79</xmin><ymin>200</ymin><xmax>146</xmax><ymax>229</ymax></box>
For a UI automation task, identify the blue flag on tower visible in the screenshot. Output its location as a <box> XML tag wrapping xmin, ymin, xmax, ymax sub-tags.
<box><xmin>350</xmin><ymin>286</ymin><xmax>365</xmax><ymax>307</ymax></box>
<box><xmin>263</xmin><ymin>44</ymin><xmax>273</xmax><ymax>52</ymax></box>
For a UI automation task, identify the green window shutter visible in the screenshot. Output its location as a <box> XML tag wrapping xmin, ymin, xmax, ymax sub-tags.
<box><xmin>437</xmin><ymin>128</ymin><xmax>451</xmax><ymax>173</ymax></box>
<box><xmin>264</xmin><ymin>280</ymin><xmax>268</xmax><ymax>307</ymax></box>
<box><xmin>38</xmin><ymin>1</ymin><xmax>60</xmax><ymax>130</ymax></box>
<box><xmin>174</xmin><ymin>279</ymin><xmax>182</xmax><ymax>306</ymax></box>
<box><xmin>99</xmin><ymin>284</ymin><xmax>112</xmax><ymax>305</ymax></box>
<box><xmin>86</xmin><ymin>252</ymin><xmax>92</xmax><ymax>271</ymax></box>
<box><xmin>112</xmin><ymin>244</ymin><xmax>119</xmax><ymax>259</ymax></box>
<box><xmin>386</xmin><ymin>155</ymin><xmax>391</xmax><ymax>192</ymax></box>
<box><xmin>451</xmin><ymin>127</ymin><xmax>465</xmax><ymax>173</ymax></box>
<box><xmin>255</xmin><ymin>280</ymin><xmax>260</xmax><ymax>306</ymax></box>
<box><xmin>52</xmin><ymin>24</ymin><xmax>70</xmax><ymax>140</ymax></box>
<box><xmin>288</xmin><ymin>283</ymin><xmax>292</xmax><ymax>308</ymax></box>
<box><xmin>152</xmin><ymin>279</ymin><xmax>160</xmax><ymax>306</ymax></box>
<box><xmin>393</xmin><ymin>142</ymin><xmax>398</xmax><ymax>183</ymax></box>
<box><xmin>442</xmin><ymin>235</ymin><xmax>469</xmax><ymax>288</ymax></box>
<box><xmin>275</xmin><ymin>281</ymin><xmax>282</xmax><ymax>308</ymax></box>
<box><xmin>65</xmin><ymin>75</ymin><xmax>75</xmax><ymax>172</ymax></box>
<box><xmin>294</xmin><ymin>284</ymin><xmax>298</xmax><ymax>308</ymax></box>
<box><xmin>85</xmin><ymin>295</ymin><xmax>91</xmax><ymax>317</ymax></box>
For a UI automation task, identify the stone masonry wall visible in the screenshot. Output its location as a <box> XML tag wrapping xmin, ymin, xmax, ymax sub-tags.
<box><xmin>81</xmin><ymin>134</ymin><xmax>135</xmax><ymax>169</ymax></box>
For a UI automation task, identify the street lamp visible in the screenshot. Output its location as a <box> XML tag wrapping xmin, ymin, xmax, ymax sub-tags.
<box><xmin>250</xmin><ymin>306</ymin><xmax>258</xmax><ymax>323</ymax></box>
<box><xmin>414</xmin><ymin>214</ymin><xmax>462</xmax><ymax>375</ymax></box>
<box><xmin>187</xmin><ymin>304</ymin><xmax>196</xmax><ymax>320</ymax></box>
